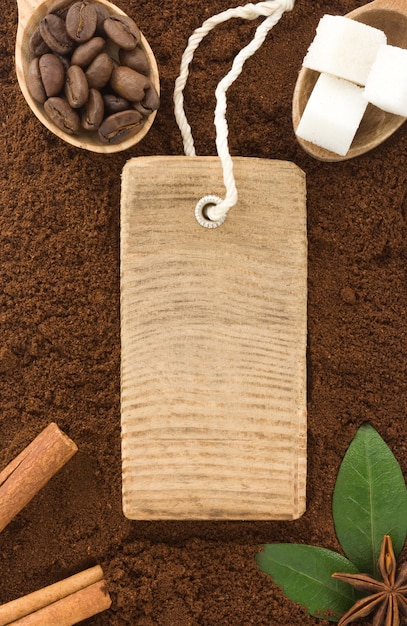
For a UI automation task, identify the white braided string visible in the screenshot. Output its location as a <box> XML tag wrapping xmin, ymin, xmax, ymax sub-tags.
<box><xmin>174</xmin><ymin>0</ymin><xmax>295</xmax><ymax>224</ymax></box>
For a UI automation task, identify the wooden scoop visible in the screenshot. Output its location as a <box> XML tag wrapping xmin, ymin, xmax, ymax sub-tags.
<box><xmin>292</xmin><ymin>0</ymin><xmax>407</xmax><ymax>162</ymax></box>
<box><xmin>15</xmin><ymin>0</ymin><xmax>159</xmax><ymax>153</ymax></box>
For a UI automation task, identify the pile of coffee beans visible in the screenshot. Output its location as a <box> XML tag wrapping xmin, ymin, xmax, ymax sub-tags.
<box><xmin>27</xmin><ymin>0</ymin><xmax>159</xmax><ymax>144</ymax></box>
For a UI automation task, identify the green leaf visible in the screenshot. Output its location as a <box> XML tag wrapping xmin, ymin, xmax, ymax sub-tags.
<box><xmin>332</xmin><ymin>422</ymin><xmax>407</xmax><ymax>577</ymax></box>
<box><xmin>255</xmin><ymin>544</ymin><xmax>360</xmax><ymax>622</ymax></box>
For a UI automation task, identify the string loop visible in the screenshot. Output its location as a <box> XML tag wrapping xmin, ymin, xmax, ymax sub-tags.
<box><xmin>174</xmin><ymin>0</ymin><xmax>295</xmax><ymax>226</ymax></box>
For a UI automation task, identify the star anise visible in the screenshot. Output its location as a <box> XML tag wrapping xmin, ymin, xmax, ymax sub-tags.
<box><xmin>332</xmin><ymin>535</ymin><xmax>407</xmax><ymax>626</ymax></box>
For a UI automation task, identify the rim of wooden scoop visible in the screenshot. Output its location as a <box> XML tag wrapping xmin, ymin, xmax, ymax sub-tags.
<box><xmin>15</xmin><ymin>0</ymin><xmax>160</xmax><ymax>154</ymax></box>
<box><xmin>292</xmin><ymin>0</ymin><xmax>407</xmax><ymax>162</ymax></box>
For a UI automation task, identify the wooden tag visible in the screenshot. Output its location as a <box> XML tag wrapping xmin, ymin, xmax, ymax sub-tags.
<box><xmin>120</xmin><ymin>156</ymin><xmax>307</xmax><ymax>520</ymax></box>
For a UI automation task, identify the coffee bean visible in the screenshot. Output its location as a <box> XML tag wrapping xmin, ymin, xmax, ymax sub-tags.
<box><xmin>98</xmin><ymin>109</ymin><xmax>143</xmax><ymax>143</ymax></box>
<box><xmin>65</xmin><ymin>1</ymin><xmax>97</xmax><ymax>42</ymax></box>
<box><xmin>29</xmin><ymin>28</ymin><xmax>50</xmax><ymax>56</ymax></box>
<box><xmin>119</xmin><ymin>46</ymin><xmax>149</xmax><ymax>75</ymax></box>
<box><xmin>103</xmin><ymin>14</ymin><xmax>140</xmax><ymax>50</ymax></box>
<box><xmin>65</xmin><ymin>64</ymin><xmax>89</xmax><ymax>108</ymax></box>
<box><xmin>93</xmin><ymin>2</ymin><xmax>110</xmax><ymax>34</ymax></box>
<box><xmin>110</xmin><ymin>66</ymin><xmax>149</xmax><ymax>102</ymax></box>
<box><xmin>134</xmin><ymin>83</ymin><xmax>159</xmax><ymax>116</ymax></box>
<box><xmin>39</xmin><ymin>14</ymin><xmax>74</xmax><ymax>55</ymax></box>
<box><xmin>81</xmin><ymin>88</ymin><xmax>104</xmax><ymax>130</ymax></box>
<box><xmin>44</xmin><ymin>96</ymin><xmax>80</xmax><ymax>134</ymax></box>
<box><xmin>85</xmin><ymin>52</ymin><xmax>113</xmax><ymax>89</ymax></box>
<box><xmin>27</xmin><ymin>54</ymin><xmax>65</xmax><ymax>102</ymax></box>
<box><xmin>71</xmin><ymin>36</ymin><xmax>105</xmax><ymax>67</ymax></box>
<box><xmin>39</xmin><ymin>53</ymin><xmax>65</xmax><ymax>96</ymax></box>
<box><xmin>103</xmin><ymin>93</ymin><xmax>130</xmax><ymax>114</ymax></box>
<box><xmin>49</xmin><ymin>0</ymin><xmax>78</xmax><ymax>18</ymax></box>
<box><xmin>27</xmin><ymin>58</ymin><xmax>47</xmax><ymax>103</ymax></box>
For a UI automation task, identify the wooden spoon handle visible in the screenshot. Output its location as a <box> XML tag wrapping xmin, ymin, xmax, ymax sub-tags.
<box><xmin>363</xmin><ymin>0</ymin><xmax>407</xmax><ymax>16</ymax></box>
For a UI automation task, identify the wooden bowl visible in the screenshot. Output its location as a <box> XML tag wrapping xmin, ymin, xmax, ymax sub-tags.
<box><xmin>15</xmin><ymin>0</ymin><xmax>160</xmax><ymax>153</ymax></box>
<box><xmin>292</xmin><ymin>0</ymin><xmax>407</xmax><ymax>161</ymax></box>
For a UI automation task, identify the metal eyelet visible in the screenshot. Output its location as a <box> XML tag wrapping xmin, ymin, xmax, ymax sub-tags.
<box><xmin>195</xmin><ymin>195</ymin><xmax>226</xmax><ymax>228</ymax></box>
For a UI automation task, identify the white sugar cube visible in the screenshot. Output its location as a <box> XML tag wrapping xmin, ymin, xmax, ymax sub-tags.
<box><xmin>364</xmin><ymin>44</ymin><xmax>407</xmax><ymax>117</ymax></box>
<box><xmin>296</xmin><ymin>73</ymin><xmax>368</xmax><ymax>155</ymax></box>
<box><xmin>303</xmin><ymin>15</ymin><xmax>387</xmax><ymax>86</ymax></box>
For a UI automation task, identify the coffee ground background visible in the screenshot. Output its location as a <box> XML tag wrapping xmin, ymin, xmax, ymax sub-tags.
<box><xmin>1</xmin><ymin>0</ymin><xmax>406</xmax><ymax>624</ymax></box>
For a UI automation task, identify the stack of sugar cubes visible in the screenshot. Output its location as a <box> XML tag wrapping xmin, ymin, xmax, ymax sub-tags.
<box><xmin>296</xmin><ymin>14</ymin><xmax>407</xmax><ymax>156</ymax></box>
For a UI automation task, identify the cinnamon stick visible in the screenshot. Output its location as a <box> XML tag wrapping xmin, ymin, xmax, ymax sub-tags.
<box><xmin>0</xmin><ymin>423</ymin><xmax>78</xmax><ymax>533</ymax></box>
<box><xmin>0</xmin><ymin>566</ymin><xmax>105</xmax><ymax>625</ymax></box>
<box><xmin>6</xmin><ymin>580</ymin><xmax>111</xmax><ymax>625</ymax></box>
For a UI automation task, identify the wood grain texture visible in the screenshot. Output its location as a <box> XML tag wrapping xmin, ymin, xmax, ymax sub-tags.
<box><xmin>120</xmin><ymin>156</ymin><xmax>307</xmax><ymax>520</ymax></box>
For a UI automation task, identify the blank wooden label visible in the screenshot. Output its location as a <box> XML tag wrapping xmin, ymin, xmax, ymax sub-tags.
<box><xmin>120</xmin><ymin>156</ymin><xmax>307</xmax><ymax>520</ymax></box>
